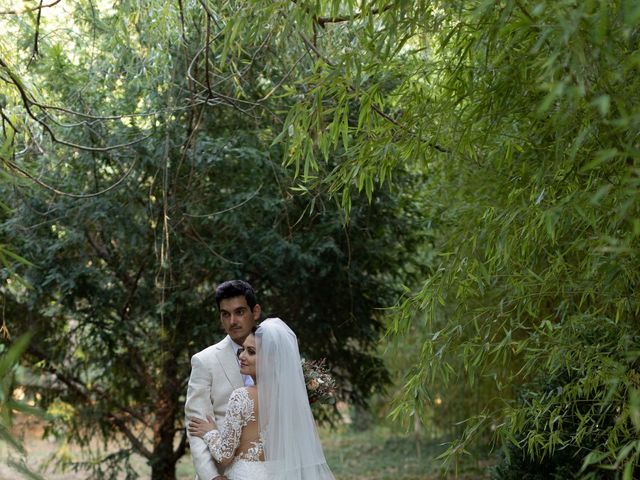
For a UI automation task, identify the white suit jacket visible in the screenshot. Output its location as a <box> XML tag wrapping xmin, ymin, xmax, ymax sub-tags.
<box><xmin>185</xmin><ymin>335</ymin><xmax>244</xmax><ymax>480</ymax></box>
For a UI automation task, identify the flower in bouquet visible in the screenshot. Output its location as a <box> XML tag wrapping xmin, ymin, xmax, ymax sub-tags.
<box><xmin>301</xmin><ymin>359</ymin><xmax>336</xmax><ymax>405</ymax></box>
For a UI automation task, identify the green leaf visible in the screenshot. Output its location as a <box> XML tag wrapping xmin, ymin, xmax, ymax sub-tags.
<box><xmin>0</xmin><ymin>245</ymin><xmax>34</xmax><ymax>267</ymax></box>
<box><xmin>591</xmin><ymin>94</ymin><xmax>610</xmax><ymax>116</ymax></box>
<box><xmin>623</xmin><ymin>461</ymin><xmax>634</xmax><ymax>480</ymax></box>
<box><xmin>630</xmin><ymin>388</ymin><xmax>640</xmax><ymax>432</ymax></box>
<box><xmin>0</xmin><ymin>423</ymin><xmax>25</xmax><ymax>454</ymax></box>
<box><xmin>580</xmin><ymin>148</ymin><xmax>619</xmax><ymax>172</ymax></box>
<box><xmin>0</xmin><ymin>333</ymin><xmax>32</xmax><ymax>378</ymax></box>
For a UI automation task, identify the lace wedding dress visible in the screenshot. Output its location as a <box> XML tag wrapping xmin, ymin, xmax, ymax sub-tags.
<box><xmin>202</xmin><ymin>387</ymin><xmax>268</xmax><ymax>480</ymax></box>
<box><xmin>202</xmin><ymin>318</ymin><xmax>335</xmax><ymax>480</ymax></box>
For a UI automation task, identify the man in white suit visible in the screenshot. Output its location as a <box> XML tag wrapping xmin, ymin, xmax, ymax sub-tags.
<box><xmin>185</xmin><ymin>280</ymin><xmax>261</xmax><ymax>480</ymax></box>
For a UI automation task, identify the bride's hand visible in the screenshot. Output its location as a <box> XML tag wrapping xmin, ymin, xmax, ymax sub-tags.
<box><xmin>188</xmin><ymin>415</ymin><xmax>217</xmax><ymax>438</ymax></box>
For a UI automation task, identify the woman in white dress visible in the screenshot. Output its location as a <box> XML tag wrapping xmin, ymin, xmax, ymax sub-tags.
<box><xmin>188</xmin><ymin>318</ymin><xmax>335</xmax><ymax>480</ymax></box>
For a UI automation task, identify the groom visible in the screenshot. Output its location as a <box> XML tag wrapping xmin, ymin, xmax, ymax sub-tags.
<box><xmin>185</xmin><ymin>280</ymin><xmax>261</xmax><ymax>480</ymax></box>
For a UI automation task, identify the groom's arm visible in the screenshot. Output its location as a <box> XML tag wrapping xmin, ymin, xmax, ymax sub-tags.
<box><xmin>185</xmin><ymin>353</ymin><xmax>222</xmax><ymax>480</ymax></box>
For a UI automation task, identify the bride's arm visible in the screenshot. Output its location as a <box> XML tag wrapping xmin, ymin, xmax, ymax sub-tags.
<box><xmin>188</xmin><ymin>388</ymin><xmax>251</xmax><ymax>467</ymax></box>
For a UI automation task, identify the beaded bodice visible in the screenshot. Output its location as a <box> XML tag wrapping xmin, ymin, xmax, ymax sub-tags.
<box><xmin>202</xmin><ymin>388</ymin><xmax>264</xmax><ymax>462</ymax></box>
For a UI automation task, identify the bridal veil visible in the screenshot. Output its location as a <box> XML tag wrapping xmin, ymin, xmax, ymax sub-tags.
<box><xmin>256</xmin><ymin>318</ymin><xmax>335</xmax><ymax>480</ymax></box>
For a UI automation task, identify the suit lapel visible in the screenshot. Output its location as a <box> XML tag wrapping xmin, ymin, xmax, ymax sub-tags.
<box><xmin>216</xmin><ymin>336</ymin><xmax>244</xmax><ymax>389</ymax></box>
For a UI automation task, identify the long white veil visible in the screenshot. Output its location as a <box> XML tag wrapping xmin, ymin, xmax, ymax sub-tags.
<box><xmin>256</xmin><ymin>318</ymin><xmax>335</xmax><ymax>480</ymax></box>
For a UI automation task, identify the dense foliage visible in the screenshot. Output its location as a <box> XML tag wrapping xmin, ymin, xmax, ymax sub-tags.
<box><xmin>0</xmin><ymin>2</ymin><xmax>429</xmax><ymax>479</ymax></box>
<box><xmin>189</xmin><ymin>0</ymin><xmax>640</xmax><ymax>476</ymax></box>
<box><xmin>2</xmin><ymin>0</ymin><xmax>640</xmax><ymax>479</ymax></box>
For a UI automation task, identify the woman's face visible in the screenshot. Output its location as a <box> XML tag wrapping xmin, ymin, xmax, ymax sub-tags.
<box><xmin>238</xmin><ymin>333</ymin><xmax>257</xmax><ymax>379</ymax></box>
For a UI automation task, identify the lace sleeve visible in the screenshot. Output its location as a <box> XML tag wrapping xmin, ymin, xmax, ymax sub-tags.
<box><xmin>202</xmin><ymin>388</ymin><xmax>254</xmax><ymax>464</ymax></box>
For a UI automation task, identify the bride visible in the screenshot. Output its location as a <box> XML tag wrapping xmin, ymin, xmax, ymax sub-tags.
<box><xmin>188</xmin><ymin>318</ymin><xmax>335</xmax><ymax>480</ymax></box>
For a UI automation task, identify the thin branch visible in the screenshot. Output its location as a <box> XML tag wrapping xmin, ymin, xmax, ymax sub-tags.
<box><xmin>173</xmin><ymin>99</ymin><xmax>205</xmax><ymax>199</ymax></box>
<box><xmin>108</xmin><ymin>415</ymin><xmax>153</xmax><ymax>459</ymax></box>
<box><xmin>299</xmin><ymin>32</ymin><xmax>335</xmax><ymax>67</ymax></box>
<box><xmin>2</xmin><ymin>157</ymin><xmax>138</xmax><ymax>198</ymax></box>
<box><xmin>198</xmin><ymin>89</ymin><xmax>259</xmax><ymax>108</ymax></box>
<box><xmin>177</xmin><ymin>0</ymin><xmax>187</xmax><ymax>42</ymax></box>
<box><xmin>172</xmin><ymin>431</ymin><xmax>188</xmax><ymax>463</ymax></box>
<box><xmin>0</xmin><ymin>56</ymin><xmax>152</xmax><ymax>152</ymax></box>
<box><xmin>187</xmin><ymin>45</ymin><xmax>209</xmax><ymax>91</ymax></box>
<box><xmin>188</xmin><ymin>12</ymin><xmax>280</xmax><ymax>117</ymax></box>
<box><xmin>31</xmin><ymin>101</ymin><xmax>197</xmax><ymax>121</ymax></box>
<box><xmin>204</xmin><ymin>5</ymin><xmax>213</xmax><ymax>97</ymax></box>
<box><xmin>1</xmin><ymin>108</ymin><xmax>19</xmax><ymax>133</ymax></box>
<box><xmin>184</xmin><ymin>184</ymin><xmax>263</xmax><ymax>218</ymax></box>
<box><xmin>119</xmin><ymin>258</ymin><xmax>147</xmax><ymax>320</ymax></box>
<box><xmin>1</xmin><ymin>71</ymin><xmax>197</xmax><ymax>123</ymax></box>
<box><xmin>298</xmin><ymin>32</ymin><xmax>450</xmax><ymax>153</ymax></box>
<box><xmin>41</xmin><ymin>128</ymin><xmax>151</xmax><ymax>152</ymax></box>
<box><xmin>29</xmin><ymin>0</ymin><xmax>45</xmax><ymax>63</ymax></box>
<box><xmin>197</xmin><ymin>0</ymin><xmax>221</xmax><ymax>29</ymax></box>
<box><xmin>84</xmin><ymin>229</ymin><xmax>113</xmax><ymax>262</ymax></box>
<box><xmin>31</xmin><ymin>354</ymin><xmax>153</xmax><ymax>458</ymax></box>
<box><xmin>0</xmin><ymin>0</ymin><xmax>62</xmax><ymax>15</ymax></box>
<box><xmin>184</xmin><ymin>220</ymin><xmax>242</xmax><ymax>265</ymax></box>
<box><xmin>315</xmin><ymin>3</ymin><xmax>395</xmax><ymax>27</ymax></box>
<box><xmin>200</xmin><ymin>93</ymin><xmax>261</xmax><ymax>120</ymax></box>
<box><xmin>233</xmin><ymin>28</ymin><xmax>275</xmax><ymax>84</ymax></box>
<box><xmin>289</xmin><ymin>0</ymin><xmax>395</xmax><ymax>28</ymax></box>
<box><xmin>258</xmin><ymin>52</ymin><xmax>306</xmax><ymax>102</ymax></box>
<box><xmin>154</xmin><ymin>132</ymin><xmax>172</xmax><ymax>307</ymax></box>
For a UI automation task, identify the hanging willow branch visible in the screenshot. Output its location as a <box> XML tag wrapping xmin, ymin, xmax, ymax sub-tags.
<box><xmin>0</xmin><ymin>56</ymin><xmax>151</xmax><ymax>152</ymax></box>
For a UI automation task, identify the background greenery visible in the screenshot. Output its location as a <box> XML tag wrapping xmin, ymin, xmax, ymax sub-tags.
<box><xmin>1</xmin><ymin>0</ymin><xmax>639</xmax><ymax>479</ymax></box>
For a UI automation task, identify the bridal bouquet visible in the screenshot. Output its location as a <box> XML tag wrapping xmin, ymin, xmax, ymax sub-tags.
<box><xmin>301</xmin><ymin>359</ymin><xmax>336</xmax><ymax>405</ymax></box>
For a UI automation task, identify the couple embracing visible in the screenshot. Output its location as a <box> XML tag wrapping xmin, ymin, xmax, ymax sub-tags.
<box><xmin>184</xmin><ymin>280</ymin><xmax>335</xmax><ymax>480</ymax></box>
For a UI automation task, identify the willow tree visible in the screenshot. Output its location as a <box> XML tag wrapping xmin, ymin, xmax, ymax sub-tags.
<box><xmin>188</xmin><ymin>0</ymin><xmax>640</xmax><ymax>476</ymax></box>
<box><xmin>0</xmin><ymin>1</ymin><xmax>431</xmax><ymax>479</ymax></box>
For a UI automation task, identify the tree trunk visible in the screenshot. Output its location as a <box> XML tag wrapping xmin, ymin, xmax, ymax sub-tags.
<box><xmin>150</xmin><ymin>452</ymin><xmax>177</xmax><ymax>480</ymax></box>
<box><xmin>150</xmin><ymin>352</ymin><xmax>182</xmax><ymax>480</ymax></box>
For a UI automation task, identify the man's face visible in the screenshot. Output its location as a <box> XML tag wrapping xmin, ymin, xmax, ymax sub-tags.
<box><xmin>219</xmin><ymin>295</ymin><xmax>260</xmax><ymax>344</ymax></box>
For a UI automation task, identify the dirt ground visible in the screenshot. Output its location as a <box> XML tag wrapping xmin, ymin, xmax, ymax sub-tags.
<box><xmin>2</xmin><ymin>416</ymin><xmax>492</xmax><ymax>480</ymax></box>
<box><xmin>1</xmin><ymin>416</ymin><xmax>195</xmax><ymax>480</ymax></box>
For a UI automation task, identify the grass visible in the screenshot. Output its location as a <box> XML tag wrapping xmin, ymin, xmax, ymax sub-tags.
<box><xmin>322</xmin><ymin>424</ymin><xmax>492</xmax><ymax>480</ymax></box>
<box><xmin>1</xmin><ymin>418</ymin><xmax>493</xmax><ymax>479</ymax></box>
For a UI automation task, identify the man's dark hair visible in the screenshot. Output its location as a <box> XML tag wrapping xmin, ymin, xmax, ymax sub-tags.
<box><xmin>215</xmin><ymin>280</ymin><xmax>258</xmax><ymax>310</ymax></box>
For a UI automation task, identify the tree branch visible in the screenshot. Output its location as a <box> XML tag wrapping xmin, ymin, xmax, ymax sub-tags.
<box><xmin>258</xmin><ymin>52</ymin><xmax>306</xmax><ymax>102</ymax></box>
<box><xmin>2</xmin><ymin>156</ymin><xmax>138</xmax><ymax>198</ymax></box>
<box><xmin>183</xmin><ymin>184</ymin><xmax>263</xmax><ymax>218</ymax></box>
<box><xmin>29</xmin><ymin>350</ymin><xmax>153</xmax><ymax>458</ymax></box>
<box><xmin>0</xmin><ymin>0</ymin><xmax>62</xmax><ymax>15</ymax></box>
<box><xmin>84</xmin><ymin>229</ymin><xmax>113</xmax><ymax>263</ymax></box>
<box><xmin>0</xmin><ymin>56</ymin><xmax>151</xmax><ymax>152</ymax></box>
<box><xmin>315</xmin><ymin>4</ymin><xmax>395</xmax><ymax>27</ymax></box>
<box><xmin>29</xmin><ymin>0</ymin><xmax>45</xmax><ymax>62</ymax></box>
<box><xmin>176</xmin><ymin>0</ymin><xmax>187</xmax><ymax>42</ymax></box>
<box><xmin>172</xmin><ymin>431</ymin><xmax>188</xmax><ymax>463</ymax></box>
<box><xmin>1</xmin><ymin>108</ymin><xmax>19</xmax><ymax>133</ymax></box>
<box><xmin>298</xmin><ymin>33</ymin><xmax>449</xmax><ymax>153</ymax></box>
<box><xmin>119</xmin><ymin>259</ymin><xmax>147</xmax><ymax>321</ymax></box>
